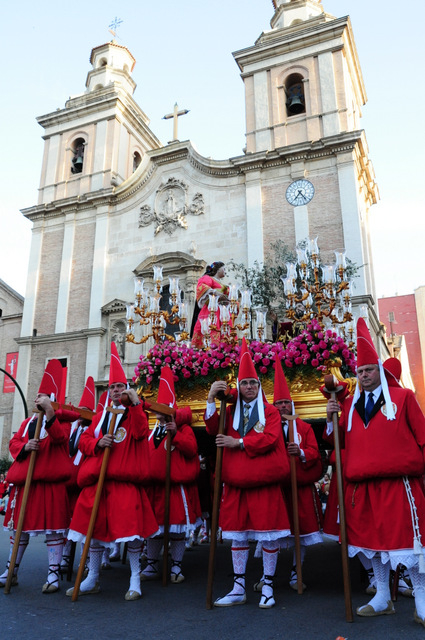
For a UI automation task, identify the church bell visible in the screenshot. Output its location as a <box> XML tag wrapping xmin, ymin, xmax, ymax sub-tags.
<box><xmin>286</xmin><ymin>83</ymin><xmax>305</xmax><ymax>115</ymax></box>
<box><xmin>71</xmin><ymin>154</ymin><xmax>83</xmax><ymax>174</ymax></box>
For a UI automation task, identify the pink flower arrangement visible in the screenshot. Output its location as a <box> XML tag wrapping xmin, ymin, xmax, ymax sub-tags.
<box><xmin>133</xmin><ymin>340</ymin><xmax>285</xmax><ymax>391</ymax></box>
<box><xmin>133</xmin><ymin>320</ymin><xmax>356</xmax><ymax>391</ymax></box>
<box><xmin>281</xmin><ymin>318</ymin><xmax>356</xmax><ymax>380</ymax></box>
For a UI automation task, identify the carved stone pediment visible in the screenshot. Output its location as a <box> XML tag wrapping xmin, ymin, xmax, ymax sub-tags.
<box><xmin>134</xmin><ymin>252</ymin><xmax>205</xmax><ymax>278</ymax></box>
<box><xmin>101</xmin><ymin>299</ymin><xmax>127</xmax><ymax>315</ymax></box>
<box><xmin>138</xmin><ymin>177</ymin><xmax>204</xmax><ymax>236</ymax></box>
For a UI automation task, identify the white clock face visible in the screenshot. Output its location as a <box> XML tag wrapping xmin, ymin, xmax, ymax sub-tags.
<box><xmin>286</xmin><ymin>179</ymin><xmax>315</xmax><ymax>206</ymax></box>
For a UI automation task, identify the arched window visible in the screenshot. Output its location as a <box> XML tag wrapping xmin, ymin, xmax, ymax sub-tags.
<box><xmin>71</xmin><ymin>138</ymin><xmax>85</xmax><ymax>174</ymax></box>
<box><xmin>98</xmin><ymin>57</ymin><xmax>108</xmax><ymax>68</ymax></box>
<box><xmin>285</xmin><ymin>73</ymin><xmax>306</xmax><ymax>117</ymax></box>
<box><xmin>133</xmin><ymin>151</ymin><xmax>142</xmax><ymax>173</ymax></box>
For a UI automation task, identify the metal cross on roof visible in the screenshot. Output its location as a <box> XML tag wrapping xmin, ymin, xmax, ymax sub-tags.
<box><xmin>108</xmin><ymin>17</ymin><xmax>123</xmax><ymax>39</ymax></box>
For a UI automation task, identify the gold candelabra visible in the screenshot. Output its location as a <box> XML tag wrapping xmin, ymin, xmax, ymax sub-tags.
<box><xmin>199</xmin><ymin>285</ymin><xmax>255</xmax><ymax>347</ymax></box>
<box><xmin>126</xmin><ymin>265</ymin><xmax>189</xmax><ymax>345</ymax></box>
<box><xmin>281</xmin><ymin>238</ymin><xmax>355</xmax><ymax>346</ymax></box>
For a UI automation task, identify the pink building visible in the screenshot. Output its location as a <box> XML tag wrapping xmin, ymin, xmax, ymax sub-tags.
<box><xmin>378</xmin><ymin>289</ymin><xmax>425</xmax><ymax>411</ymax></box>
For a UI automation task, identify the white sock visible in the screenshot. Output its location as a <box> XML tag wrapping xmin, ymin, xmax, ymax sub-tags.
<box><xmin>127</xmin><ymin>540</ymin><xmax>141</xmax><ymax>594</ymax></box>
<box><xmin>5</xmin><ymin>532</ymin><xmax>29</xmax><ymax>575</ymax></box>
<box><xmin>46</xmin><ymin>533</ymin><xmax>64</xmax><ymax>583</ymax></box>
<box><xmin>230</xmin><ymin>540</ymin><xmax>249</xmax><ymax>595</ymax></box>
<box><xmin>262</xmin><ymin>542</ymin><xmax>279</xmax><ymax>580</ymax></box>
<box><xmin>359</xmin><ymin>555</ymin><xmax>391</xmax><ymax>611</ymax></box>
<box><xmin>142</xmin><ymin>538</ymin><xmax>162</xmax><ymax>575</ymax></box>
<box><xmin>410</xmin><ymin>565</ymin><xmax>425</xmax><ymax>619</ymax></box>
<box><xmin>170</xmin><ymin>538</ymin><xmax>185</xmax><ymax>565</ymax></box>
<box><xmin>80</xmin><ymin>544</ymin><xmax>103</xmax><ymax>591</ymax></box>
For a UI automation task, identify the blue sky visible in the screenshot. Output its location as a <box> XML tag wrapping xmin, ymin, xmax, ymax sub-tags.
<box><xmin>1</xmin><ymin>0</ymin><xmax>424</xmax><ymax>299</ymax></box>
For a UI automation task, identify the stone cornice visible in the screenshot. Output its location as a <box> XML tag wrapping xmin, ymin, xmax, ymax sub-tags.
<box><xmin>37</xmin><ymin>88</ymin><xmax>161</xmax><ymax>149</ymax></box>
<box><xmin>38</xmin><ymin>87</ymin><xmax>146</xmax><ymax>128</ymax></box>
<box><xmin>20</xmin><ymin>130</ymin><xmax>378</xmax><ymax>217</ymax></box>
<box><xmin>230</xmin><ymin>130</ymin><xmax>363</xmax><ymax>167</ymax></box>
<box><xmin>16</xmin><ymin>327</ymin><xmax>106</xmax><ymax>346</ymax></box>
<box><xmin>0</xmin><ymin>313</ymin><xmax>23</xmax><ymax>322</ymax></box>
<box><xmin>234</xmin><ymin>16</ymin><xmax>348</xmax><ymax>66</ymax></box>
<box><xmin>21</xmin><ymin>189</ymin><xmax>115</xmax><ymax>221</ymax></box>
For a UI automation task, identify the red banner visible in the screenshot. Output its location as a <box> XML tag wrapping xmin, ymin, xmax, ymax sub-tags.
<box><xmin>3</xmin><ymin>352</ymin><xmax>19</xmax><ymax>393</ymax></box>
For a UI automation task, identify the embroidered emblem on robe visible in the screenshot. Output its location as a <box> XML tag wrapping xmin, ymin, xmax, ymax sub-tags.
<box><xmin>381</xmin><ymin>402</ymin><xmax>397</xmax><ymax>417</ymax></box>
<box><xmin>114</xmin><ymin>426</ymin><xmax>127</xmax><ymax>443</ymax></box>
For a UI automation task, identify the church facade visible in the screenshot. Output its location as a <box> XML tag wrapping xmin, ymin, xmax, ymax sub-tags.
<box><xmin>12</xmin><ymin>0</ymin><xmax>379</xmax><ymax>432</ymax></box>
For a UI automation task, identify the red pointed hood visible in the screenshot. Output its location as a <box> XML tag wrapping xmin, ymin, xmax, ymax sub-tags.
<box><xmin>38</xmin><ymin>359</ymin><xmax>63</xmax><ymax>400</ymax></box>
<box><xmin>383</xmin><ymin>357</ymin><xmax>402</xmax><ymax>388</ymax></box>
<box><xmin>273</xmin><ymin>355</ymin><xmax>292</xmax><ymax>402</ymax></box>
<box><xmin>79</xmin><ymin>376</ymin><xmax>96</xmax><ymax>410</ymax></box>
<box><xmin>356</xmin><ymin>318</ymin><xmax>378</xmax><ymax>367</ymax></box>
<box><xmin>238</xmin><ymin>337</ymin><xmax>258</xmax><ymax>382</ymax></box>
<box><xmin>96</xmin><ymin>390</ymin><xmax>108</xmax><ymax>413</ymax></box>
<box><xmin>109</xmin><ymin>342</ymin><xmax>127</xmax><ymax>386</ymax></box>
<box><xmin>157</xmin><ymin>366</ymin><xmax>177</xmax><ymax>408</ymax></box>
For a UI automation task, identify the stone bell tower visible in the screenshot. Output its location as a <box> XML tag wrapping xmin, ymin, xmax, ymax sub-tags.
<box><xmin>14</xmin><ymin>40</ymin><xmax>163</xmax><ymax>431</ymax></box>
<box><xmin>36</xmin><ymin>40</ymin><xmax>161</xmax><ymax>204</ymax></box>
<box><xmin>233</xmin><ymin>0</ymin><xmax>379</xmax><ymax>314</ymax></box>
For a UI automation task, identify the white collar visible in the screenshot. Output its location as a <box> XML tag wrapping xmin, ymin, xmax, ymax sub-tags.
<box><xmin>367</xmin><ymin>385</ymin><xmax>382</xmax><ymax>400</ymax></box>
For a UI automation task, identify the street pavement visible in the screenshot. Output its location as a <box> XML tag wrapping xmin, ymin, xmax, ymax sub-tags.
<box><xmin>0</xmin><ymin>519</ymin><xmax>423</xmax><ymax>640</ymax></box>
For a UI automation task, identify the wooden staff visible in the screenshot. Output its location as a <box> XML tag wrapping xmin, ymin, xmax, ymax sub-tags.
<box><xmin>283</xmin><ymin>411</ymin><xmax>303</xmax><ymax>595</ymax></box>
<box><xmin>71</xmin><ymin>406</ymin><xmax>124</xmax><ymax>602</ymax></box>
<box><xmin>162</xmin><ymin>430</ymin><xmax>172</xmax><ymax>586</ymax></box>
<box><xmin>206</xmin><ymin>389</ymin><xmax>232</xmax><ymax>609</ymax></box>
<box><xmin>4</xmin><ymin>411</ymin><xmax>44</xmax><ymax>594</ymax></box>
<box><xmin>324</xmin><ymin>374</ymin><xmax>353</xmax><ymax>623</ymax></box>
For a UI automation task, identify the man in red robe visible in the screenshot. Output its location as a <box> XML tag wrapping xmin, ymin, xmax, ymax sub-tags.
<box><xmin>204</xmin><ymin>338</ymin><xmax>291</xmax><ymax>609</ymax></box>
<box><xmin>0</xmin><ymin>359</ymin><xmax>71</xmax><ymax>593</ymax></box>
<box><xmin>60</xmin><ymin>376</ymin><xmax>96</xmax><ymax>575</ymax></box>
<box><xmin>255</xmin><ymin>355</ymin><xmax>322</xmax><ymax>593</ymax></box>
<box><xmin>327</xmin><ymin>318</ymin><xmax>425</xmax><ymax>627</ymax></box>
<box><xmin>66</xmin><ymin>342</ymin><xmax>158</xmax><ymax>601</ymax></box>
<box><xmin>141</xmin><ymin>366</ymin><xmax>201</xmax><ymax>583</ymax></box>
